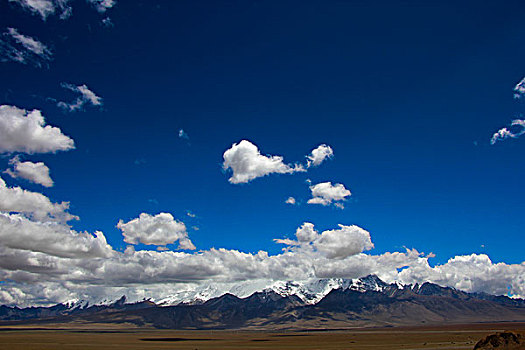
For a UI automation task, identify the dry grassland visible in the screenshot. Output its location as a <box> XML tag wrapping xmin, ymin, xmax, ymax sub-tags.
<box><xmin>0</xmin><ymin>322</ymin><xmax>524</xmax><ymax>350</ymax></box>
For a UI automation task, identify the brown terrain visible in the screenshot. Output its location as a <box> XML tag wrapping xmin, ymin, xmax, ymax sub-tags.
<box><xmin>2</xmin><ymin>277</ymin><xmax>524</xmax><ymax>349</ymax></box>
<box><xmin>0</xmin><ymin>322</ymin><xmax>524</xmax><ymax>350</ymax></box>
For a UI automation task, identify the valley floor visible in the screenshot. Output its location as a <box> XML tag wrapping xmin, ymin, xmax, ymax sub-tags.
<box><xmin>0</xmin><ymin>322</ymin><xmax>524</xmax><ymax>350</ymax></box>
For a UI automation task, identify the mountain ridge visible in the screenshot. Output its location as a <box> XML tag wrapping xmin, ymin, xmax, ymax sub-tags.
<box><xmin>1</xmin><ymin>275</ymin><xmax>524</xmax><ymax>330</ymax></box>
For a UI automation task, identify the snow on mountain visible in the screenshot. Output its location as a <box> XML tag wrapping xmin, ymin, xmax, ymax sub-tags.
<box><xmin>157</xmin><ymin>279</ymin><xmax>273</xmax><ymax>306</ymax></box>
<box><xmin>62</xmin><ymin>299</ymin><xmax>90</xmax><ymax>310</ymax></box>
<box><xmin>266</xmin><ymin>275</ymin><xmax>392</xmax><ymax>304</ymax></box>
<box><xmin>156</xmin><ymin>275</ymin><xmax>398</xmax><ymax>306</ymax></box>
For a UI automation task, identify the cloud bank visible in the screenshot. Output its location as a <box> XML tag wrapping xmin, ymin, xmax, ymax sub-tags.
<box><xmin>0</xmin><ymin>177</ymin><xmax>76</xmax><ymax>222</ymax></box>
<box><xmin>0</xmin><ymin>217</ymin><xmax>523</xmax><ymax>307</ymax></box>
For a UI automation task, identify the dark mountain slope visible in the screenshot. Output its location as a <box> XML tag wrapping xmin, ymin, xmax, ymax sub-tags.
<box><xmin>1</xmin><ymin>276</ymin><xmax>524</xmax><ymax>330</ymax></box>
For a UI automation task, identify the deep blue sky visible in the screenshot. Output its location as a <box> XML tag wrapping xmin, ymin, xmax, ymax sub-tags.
<box><xmin>1</xmin><ymin>0</ymin><xmax>524</xmax><ymax>265</ymax></box>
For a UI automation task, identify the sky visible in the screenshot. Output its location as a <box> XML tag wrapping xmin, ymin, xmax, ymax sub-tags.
<box><xmin>0</xmin><ymin>0</ymin><xmax>524</xmax><ymax>306</ymax></box>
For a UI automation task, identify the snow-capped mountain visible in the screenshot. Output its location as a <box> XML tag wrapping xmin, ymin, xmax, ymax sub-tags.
<box><xmin>62</xmin><ymin>299</ymin><xmax>90</xmax><ymax>310</ymax></box>
<box><xmin>2</xmin><ymin>275</ymin><xmax>524</xmax><ymax>329</ymax></box>
<box><xmin>157</xmin><ymin>274</ymin><xmax>397</xmax><ymax>306</ymax></box>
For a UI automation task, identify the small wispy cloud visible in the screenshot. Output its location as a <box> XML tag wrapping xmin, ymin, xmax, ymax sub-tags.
<box><xmin>101</xmin><ymin>17</ymin><xmax>114</xmax><ymax>27</ymax></box>
<box><xmin>87</xmin><ymin>0</ymin><xmax>116</xmax><ymax>13</ymax></box>
<box><xmin>514</xmin><ymin>77</ymin><xmax>525</xmax><ymax>99</ymax></box>
<box><xmin>285</xmin><ymin>197</ymin><xmax>296</xmax><ymax>205</ymax></box>
<box><xmin>490</xmin><ymin>119</ymin><xmax>525</xmax><ymax>144</ymax></box>
<box><xmin>307</xmin><ymin>181</ymin><xmax>351</xmax><ymax>209</ymax></box>
<box><xmin>178</xmin><ymin>129</ymin><xmax>189</xmax><ymax>140</ymax></box>
<box><xmin>134</xmin><ymin>158</ymin><xmax>146</xmax><ymax>166</ymax></box>
<box><xmin>10</xmin><ymin>0</ymin><xmax>116</xmax><ymax>20</ymax></box>
<box><xmin>9</xmin><ymin>0</ymin><xmax>72</xmax><ymax>20</ymax></box>
<box><xmin>57</xmin><ymin>83</ymin><xmax>102</xmax><ymax>112</ymax></box>
<box><xmin>0</xmin><ymin>28</ymin><xmax>52</xmax><ymax>67</ymax></box>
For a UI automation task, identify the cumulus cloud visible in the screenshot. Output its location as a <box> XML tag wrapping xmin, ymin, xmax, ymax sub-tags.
<box><xmin>275</xmin><ymin>222</ymin><xmax>373</xmax><ymax>259</ymax></box>
<box><xmin>117</xmin><ymin>212</ymin><xmax>195</xmax><ymax>250</ymax></box>
<box><xmin>223</xmin><ymin>140</ymin><xmax>305</xmax><ymax>184</ymax></box>
<box><xmin>0</xmin><ymin>177</ymin><xmax>76</xmax><ymax>222</ymax></box>
<box><xmin>490</xmin><ymin>119</ymin><xmax>525</xmax><ymax>144</ymax></box>
<box><xmin>9</xmin><ymin>0</ymin><xmax>72</xmax><ymax>20</ymax></box>
<box><xmin>307</xmin><ymin>181</ymin><xmax>351</xmax><ymax>208</ymax></box>
<box><xmin>57</xmin><ymin>83</ymin><xmax>103</xmax><ymax>112</ymax></box>
<box><xmin>0</xmin><ymin>219</ymin><xmax>524</xmax><ymax>307</ymax></box>
<box><xmin>5</xmin><ymin>157</ymin><xmax>53</xmax><ymax>187</ymax></box>
<box><xmin>87</xmin><ymin>0</ymin><xmax>116</xmax><ymax>12</ymax></box>
<box><xmin>0</xmin><ymin>28</ymin><xmax>52</xmax><ymax>67</ymax></box>
<box><xmin>295</xmin><ymin>222</ymin><xmax>318</xmax><ymax>243</ymax></box>
<box><xmin>514</xmin><ymin>77</ymin><xmax>525</xmax><ymax>99</ymax></box>
<box><xmin>285</xmin><ymin>196</ymin><xmax>296</xmax><ymax>205</ymax></box>
<box><xmin>0</xmin><ymin>105</ymin><xmax>75</xmax><ymax>154</ymax></box>
<box><xmin>307</xmin><ymin>144</ymin><xmax>334</xmax><ymax>167</ymax></box>
<box><xmin>314</xmin><ymin>224</ymin><xmax>374</xmax><ymax>259</ymax></box>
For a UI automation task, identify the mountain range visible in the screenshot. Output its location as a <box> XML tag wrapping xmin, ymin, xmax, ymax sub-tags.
<box><xmin>1</xmin><ymin>275</ymin><xmax>524</xmax><ymax>330</ymax></box>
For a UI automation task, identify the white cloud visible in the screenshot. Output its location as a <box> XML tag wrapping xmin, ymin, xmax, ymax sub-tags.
<box><xmin>223</xmin><ymin>140</ymin><xmax>305</xmax><ymax>184</ymax></box>
<box><xmin>0</xmin><ymin>28</ymin><xmax>52</xmax><ymax>67</ymax></box>
<box><xmin>5</xmin><ymin>157</ymin><xmax>53</xmax><ymax>187</ymax></box>
<box><xmin>9</xmin><ymin>0</ymin><xmax>71</xmax><ymax>20</ymax></box>
<box><xmin>285</xmin><ymin>196</ymin><xmax>296</xmax><ymax>205</ymax></box>
<box><xmin>117</xmin><ymin>212</ymin><xmax>195</xmax><ymax>250</ymax></box>
<box><xmin>7</xmin><ymin>28</ymin><xmax>50</xmax><ymax>58</ymax></box>
<box><xmin>57</xmin><ymin>83</ymin><xmax>103</xmax><ymax>112</ymax></box>
<box><xmin>10</xmin><ymin>0</ymin><xmax>55</xmax><ymax>19</ymax></box>
<box><xmin>101</xmin><ymin>17</ymin><xmax>113</xmax><ymax>27</ymax></box>
<box><xmin>276</xmin><ymin>222</ymin><xmax>373</xmax><ymax>259</ymax></box>
<box><xmin>314</xmin><ymin>224</ymin><xmax>374</xmax><ymax>259</ymax></box>
<box><xmin>0</xmin><ymin>105</ymin><xmax>75</xmax><ymax>154</ymax></box>
<box><xmin>395</xmin><ymin>253</ymin><xmax>525</xmax><ymax>298</ymax></box>
<box><xmin>295</xmin><ymin>222</ymin><xmax>318</xmax><ymax>243</ymax></box>
<box><xmin>307</xmin><ymin>144</ymin><xmax>334</xmax><ymax>167</ymax></box>
<box><xmin>514</xmin><ymin>77</ymin><xmax>525</xmax><ymax>99</ymax></box>
<box><xmin>307</xmin><ymin>181</ymin><xmax>351</xmax><ymax>208</ymax></box>
<box><xmin>0</xmin><ymin>177</ymin><xmax>76</xmax><ymax>222</ymax></box>
<box><xmin>178</xmin><ymin>129</ymin><xmax>189</xmax><ymax>140</ymax></box>
<box><xmin>0</xmin><ymin>213</ymin><xmax>112</xmax><ymax>258</ymax></box>
<box><xmin>10</xmin><ymin>0</ymin><xmax>117</xmax><ymax>19</ymax></box>
<box><xmin>87</xmin><ymin>0</ymin><xmax>116</xmax><ymax>13</ymax></box>
<box><xmin>0</xmin><ymin>219</ymin><xmax>524</xmax><ymax>307</ymax></box>
<box><xmin>490</xmin><ymin>119</ymin><xmax>525</xmax><ymax>144</ymax></box>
